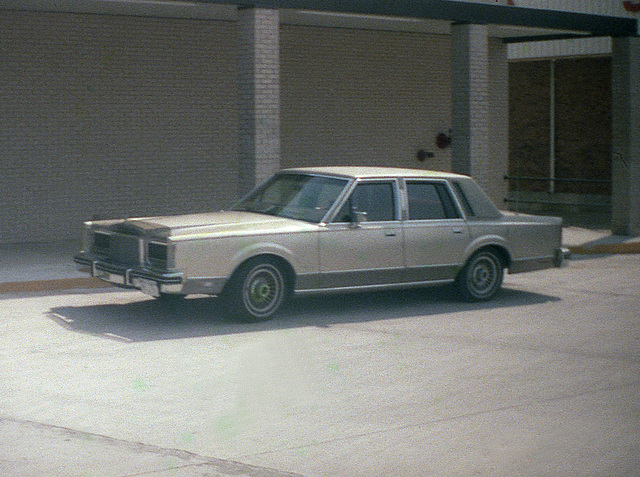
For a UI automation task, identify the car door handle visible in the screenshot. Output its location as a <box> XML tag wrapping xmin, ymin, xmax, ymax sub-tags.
<box><xmin>453</xmin><ymin>229</ymin><xmax>463</xmax><ymax>234</ymax></box>
<box><xmin>385</xmin><ymin>232</ymin><xmax>397</xmax><ymax>237</ymax></box>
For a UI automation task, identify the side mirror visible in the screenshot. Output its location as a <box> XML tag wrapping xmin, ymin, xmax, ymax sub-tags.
<box><xmin>349</xmin><ymin>210</ymin><xmax>367</xmax><ymax>227</ymax></box>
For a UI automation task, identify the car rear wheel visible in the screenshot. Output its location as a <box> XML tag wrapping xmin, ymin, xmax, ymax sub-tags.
<box><xmin>224</xmin><ymin>258</ymin><xmax>289</xmax><ymax>322</ymax></box>
<box><xmin>455</xmin><ymin>249</ymin><xmax>504</xmax><ymax>301</ymax></box>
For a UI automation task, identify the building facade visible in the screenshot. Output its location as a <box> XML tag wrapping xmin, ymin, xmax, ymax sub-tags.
<box><xmin>502</xmin><ymin>0</ymin><xmax>640</xmax><ymax>228</ymax></box>
<box><xmin>1</xmin><ymin>0</ymin><xmax>638</xmax><ymax>243</ymax></box>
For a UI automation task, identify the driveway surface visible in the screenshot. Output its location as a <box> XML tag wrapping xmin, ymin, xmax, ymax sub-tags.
<box><xmin>1</xmin><ymin>253</ymin><xmax>639</xmax><ymax>476</ymax></box>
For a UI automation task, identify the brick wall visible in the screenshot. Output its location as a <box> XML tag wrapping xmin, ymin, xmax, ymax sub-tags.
<box><xmin>1</xmin><ymin>11</ymin><xmax>454</xmax><ymax>244</ymax></box>
<box><xmin>555</xmin><ymin>57</ymin><xmax>611</xmax><ymax>194</ymax></box>
<box><xmin>237</xmin><ymin>8</ymin><xmax>280</xmax><ymax>194</ymax></box>
<box><xmin>612</xmin><ymin>36</ymin><xmax>640</xmax><ymax>235</ymax></box>
<box><xmin>508</xmin><ymin>60</ymin><xmax>551</xmax><ymax>191</ymax></box>
<box><xmin>488</xmin><ymin>38</ymin><xmax>510</xmax><ymax>207</ymax></box>
<box><xmin>508</xmin><ymin>57</ymin><xmax>612</xmax><ymax>195</ymax></box>
<box><xmin>280</xmin><ymin>25</ymin><xmax>452</xmax><ymax>172</ymax></box>
<box><xmin>451</xmin><ymin>24</ymin><xmax>490</xmax><ymax>185</ymax></box>
<box><xmin>0</xmin><ymin>11</ymin><xmax>238</xmax><ymax>243</ymax></box>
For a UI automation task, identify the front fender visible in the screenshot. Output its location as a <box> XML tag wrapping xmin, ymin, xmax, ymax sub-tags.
<box><xmin>232</xmin><ymin>242</ymin><xmax>295</xmax><ymax>271</ymax></box>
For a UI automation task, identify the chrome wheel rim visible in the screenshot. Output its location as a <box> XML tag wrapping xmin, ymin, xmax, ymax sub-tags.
<box><xmin>468</xmin><ymin>254</ymin><xmax>499</xmax><ymax>298</ymax></box>
<box><xmin>242</xmin><ymin>263</ymin><xmax>284</xmax><ymax>318</ymax></box>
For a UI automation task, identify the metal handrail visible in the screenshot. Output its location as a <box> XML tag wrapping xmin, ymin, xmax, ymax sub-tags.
<box><xmin>503</xmin><ymin>198</ymin><xmax>610</xmax><ymax>208</ymax></box>
<box><xmin>504</xmin><ymin>175</ymin><xmax>611</xmax><ymax>184</ymax></box>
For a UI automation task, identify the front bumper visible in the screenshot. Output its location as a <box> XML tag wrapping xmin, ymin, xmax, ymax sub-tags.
<box><xmin>74</xmin><ymin>252</ymin><xmax>184</xmax><ymax>297</ymax></box>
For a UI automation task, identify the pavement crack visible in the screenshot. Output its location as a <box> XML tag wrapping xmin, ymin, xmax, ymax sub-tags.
<box><xmin>345</xmin><ymin>323</ymin><xmax>640</xmax><ymax>364</ymax></box>
<box><xmin>0</xmin><ymin>416</ymin><xmax>302</xmax><ymax>477</ymax></box>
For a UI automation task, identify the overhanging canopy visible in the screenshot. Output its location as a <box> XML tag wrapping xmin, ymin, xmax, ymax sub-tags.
<box><xmin>197</xmin><ymin>0</ymin><xmax>639</xmax><ymax>41</ymax></box>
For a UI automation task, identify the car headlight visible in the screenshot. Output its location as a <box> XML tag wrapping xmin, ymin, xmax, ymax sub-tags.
<box><xmin>146</xmin><ymin>241</ymin><xmax>173</xmax><ymax>269</ymax></box>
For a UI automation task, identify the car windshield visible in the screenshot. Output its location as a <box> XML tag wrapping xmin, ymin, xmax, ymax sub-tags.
<box><xmin>233</xmin><ymin>173</ymin><xmax>349</xmax><ymax>223</ymax></box>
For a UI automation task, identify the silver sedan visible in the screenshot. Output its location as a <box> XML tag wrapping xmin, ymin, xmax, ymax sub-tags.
<box><xmin>75</xmin><ymin>167</ymin><xmax>565</xmax><ymax>321</ymax></box>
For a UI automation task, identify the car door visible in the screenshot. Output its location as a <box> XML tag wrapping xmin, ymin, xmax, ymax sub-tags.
<box><xmin>318</xmin><ymin>179</ymin><xmax>404</xmax><ymax>289</ymax></box>
<box><xmin>403</xmin><ymin>180</ymin><xmax>471</xmax><ymax>282</ymax></box>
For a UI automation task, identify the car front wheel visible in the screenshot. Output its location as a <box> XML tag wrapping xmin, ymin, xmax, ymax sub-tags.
<box><xmin>455</xmin><ymin>249</ymin><xmax>504</xmax><ymax>301</ymax></box>
<box><xmin>224</xmin><ymin>258</ymin><xmax>289</xmax><ymax>322</ymax></box>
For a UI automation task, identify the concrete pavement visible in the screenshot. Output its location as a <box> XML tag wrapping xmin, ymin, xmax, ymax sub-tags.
<box><xmin>1</xmin><ymin>227</ymin><xmax>638</xmax><ymax>477</ymax></box>
<box><xmin>0</xmin><ymin>227</ymin><xmax>638</xmax><ymax>295</ymax></box>
<box><xmin>1</xmin><ymin>252</ymin><xmax>638</xmax><ymax>476</ymax></box>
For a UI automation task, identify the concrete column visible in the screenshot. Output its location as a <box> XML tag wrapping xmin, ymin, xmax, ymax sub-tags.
<box><xmin>451</xmin><ymin>24</ymin><xmax>491</xmax><ymax>193</ymax></box>
<box><xmin>237</xmin><ymin>7</ymin><xmax>280</xmax><ymax>196</ymax></box>
<box><xmin>611</xmin><ymin>36</ymin><xmax>640</xmax><ymax>235</ymax></box>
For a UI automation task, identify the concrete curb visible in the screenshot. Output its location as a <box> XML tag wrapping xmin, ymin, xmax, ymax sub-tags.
<box><xmin>0</xmin><ymin>278</ymin><xmax>111</xmax><ymax>295</ymax></box>
<box><xmin>567</xmin><ymin>242</ymin><xmax>640</xmax><ymax>255</ymax></box>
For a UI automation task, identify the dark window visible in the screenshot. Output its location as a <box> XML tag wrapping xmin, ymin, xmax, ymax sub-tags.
<box><xmin>92</xmin><ymin>232</ymin><xmax>110</xmax><ymax>252</ymax></box>
<box><xmin>335</xmin><ymin>182</ymin><xmax>397</xmax><ymax>222</ymax></box>
<box><xmin>407</xmin><ymin>182</ymin><xmax>460</xmax><ymax>220</ymax></box>
<box><xmin>452</xmin><ymin>182</ymin><xmax>475</xmax><ymax>217</ymax></box>
<box><xmin>233</xmin><ymin>173</ymin><xmax>348</xmax><ymax>223</ymax></box>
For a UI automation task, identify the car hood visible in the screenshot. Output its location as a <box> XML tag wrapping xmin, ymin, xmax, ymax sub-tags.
<box><xmin>106</xmin><ymin>211</ymin><xmax>318</xmax><ymax>239</ymax></box>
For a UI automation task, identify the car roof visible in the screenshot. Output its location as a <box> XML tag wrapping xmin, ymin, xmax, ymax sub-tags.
<box><xmin>283</xmin><ymin>166</ymin><xmax>468</xmax><ymax>180</ymax></box>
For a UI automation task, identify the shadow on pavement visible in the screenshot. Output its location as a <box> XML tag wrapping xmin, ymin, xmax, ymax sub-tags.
<box><xmin>48</xmin><ymin>285</ymin><xmax>560</xmax><ymax>343</ymax></box>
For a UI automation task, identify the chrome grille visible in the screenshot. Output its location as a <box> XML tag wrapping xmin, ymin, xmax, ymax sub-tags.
<box><xmin>111</xmin><ymin>234</ymin><xmax>141</xmax><ymax>265</ymax></box>
<box><xmin>92</xmin><ymin>232</ymin><xmax>141</xmax><ymax>265</ymax></box>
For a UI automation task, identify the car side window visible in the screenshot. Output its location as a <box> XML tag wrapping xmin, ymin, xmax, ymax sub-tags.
<box><xmin>406</xmin><ymin>181</ymin><xmax>461</xmax><ymax>220</ymax></box>
<box><xmin>451</xmin><ymin>181</ymin><xmax>475</xmax><ymax>217</ymax></box>
<box><xmin>335</xmin><ymin>181</ymin><xmax>397</xmax><ymax>223</ymax></box>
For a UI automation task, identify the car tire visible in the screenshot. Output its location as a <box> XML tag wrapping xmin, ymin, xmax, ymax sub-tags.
<box><xmin>455</xmin><ymin>249</ymin><xmax>504</xmax><ymax>302</ymax></box>
<box><xmin>224</xmin><ymin>258</ymin><xmax>289</xmax><ymax>322</ymax></box>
